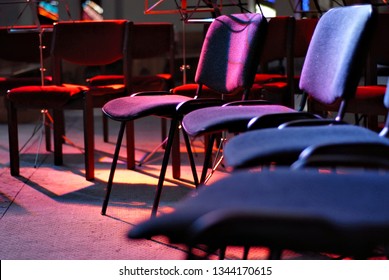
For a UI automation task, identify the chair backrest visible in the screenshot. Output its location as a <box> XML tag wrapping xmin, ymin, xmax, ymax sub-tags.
<box><xmin>0</xmin><ymin>25</ymin><xmax>52</xmax><ymax>63</ymax></box>
<box><xmin>299</xmin><ymin>5</ymin><xmax>376</xmax><ymax>116</ymax></box>
<box><xmin>259</xmin><ymin>16</ymin><xmax>295</xmax><ymax>73</ymax></box>
<box><xmin>293</xmin><ymin>18</ymin><xmax>318</xmax><ymax>60</ymax></box>
<box><xmin>132</xmin><ymin>22</ymin><xmax>175</xmax><ymax>88</ymax></box>
<box><xmin>50</xmin><ymin>20</ymin><xmax>130</xmax><ymax>85</ymax></box>
<box><xmin>194</xmin><ymin>13</ymin><xmax>268</xmax><ymax>96</ymax></box>
<box><xmin>364</xmin><ymin>12</ymin><xmax>389</xmax><ymax>85</ymax></box>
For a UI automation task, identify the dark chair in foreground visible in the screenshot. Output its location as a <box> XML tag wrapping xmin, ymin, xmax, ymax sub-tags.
<box><xmin>6</xmin><ymin>20</ymin><xmax>130</xmax><ymax>181</ymax></box>
<box><xmin>181</xmin><ymin>4</ymin><xmax>375</xmax><ymax>183</ymax></box>
<box><xmin>128</xmin><ymin>166</ymin><xmax>389</xmax><ymax>259</ymax></box>
<box><xmin>100</xmin><ymin>13</ymin><xmax>268</xmax><ymax>218</ymax></box>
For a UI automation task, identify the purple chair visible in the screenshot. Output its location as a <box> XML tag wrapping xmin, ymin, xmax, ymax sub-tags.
<box><xmin>101</xmin><ymin>13</ymin><xmax>268</xmax><ymax>218</ymax></box>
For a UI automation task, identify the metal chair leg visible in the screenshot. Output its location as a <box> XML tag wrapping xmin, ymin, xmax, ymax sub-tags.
<box><xmin>200</xmin><ymin>134</ymin><xmax>215</xmax><ymax>184</ymax></box>
<box><xmin>182</xmin><ymin>128</ymin><xmax>199</xmax><ymax>187</ymax></box>
<box><xmin>151</xmin><ymin>118</ymin><xmax>179</xmax><ymax>217</ymax></box>
<box><xmin>7</xmin><ymin>101</ymin><xmax>20</xmax><ymax>176</ymax></box>
<box><xmin>101</xmin><ymin>121</ymin><xmax>126</xmax><ymax>215</ymax></box>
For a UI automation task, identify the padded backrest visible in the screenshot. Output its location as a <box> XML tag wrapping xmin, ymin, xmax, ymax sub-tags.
<box><xmin>365</xmin><ymin>12</ymin><xmax>389</xmax><ymax>85</ymax></box>
<box><xmin>131</xmin><ymin>22</ymin><xmax>175</xmax><ymax>81</ymax></box>
<box><xmin>51</xmin><ymin>20</ymin><xmax>130</xmax><ymax>85</ymax></box>
<box><xmin>194</xmin><ymin>13</ymin><xmax>268</xmax><ymax>95</ymax></box>
<box><xmin>132</xmin><ymin>23</ymin><xmax>174</xmax><ymax>59</ymax></box>
<box><xmin>299</xmin><ymin>5</ymin><xmax>376</xmax><ymax>104</ymax></box>
<box><xmin>51</xmin><ymin>20</ymin><xmax>128</xmax><ymax>65</ymax></box>
<box><xmin>0</xmin><ymin>25</ymin><xmax>52</xmax><ymax>63</ymax></box>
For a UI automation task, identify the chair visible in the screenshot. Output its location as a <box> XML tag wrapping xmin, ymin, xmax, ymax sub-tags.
<box><xmin>0</xmin><ymin>25</ymin><xmax>53</xmax><ymax>128</ymax></box>
<box><xmin>249</xmin><ymin>16</ymin><xmax>295</xmax><ymax>107</ymax></box>
<box><xmin>128</xmin><ymin>166</ymin><xmax>389</xmax><ymax>259</ymax></box>
<box><xmin>308</xmin><ymin>12</ymin><xmax>389</xmax><ymax>131</ymax></box>
<box><xmin>87</xmin><ymin>22</ymin><xmax>175</xmax><ymax>158</ymax></box>
<box><xmin>101</xmin><ymin>13</ymin><xmax>269</xmax><ymax>217</ymax></box>
<box><xmin>181</xmin><ymin>5</ymin><xmax>371</xmax><ymax>184</ymax></box>
<box><xmin>6</xmin><ymin>20</ymin><xmax>130</xmax><ymax>181</ymax></box>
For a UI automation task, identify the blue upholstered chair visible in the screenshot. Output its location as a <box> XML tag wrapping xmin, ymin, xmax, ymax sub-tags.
<box><xmin>181</xmin><ymin>4</ymin><xmax>376</xmax><ymax>183</ymax></box>
<box><xmin>127</xmin><ymin>5</ymin><xmax>389</xmax><ymax>260</ymax></box>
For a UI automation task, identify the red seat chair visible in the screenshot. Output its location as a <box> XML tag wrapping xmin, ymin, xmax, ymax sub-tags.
<box><xmin>6</xmin><ymin>20</ymin><xmax>131</xmax><ymax>181</ymax></box>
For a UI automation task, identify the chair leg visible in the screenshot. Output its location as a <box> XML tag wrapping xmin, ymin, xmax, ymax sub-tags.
<box><xmin>7</xmin><ymin>101</ymin><xmax>20</xmax><ymax>176</ymax></box>
<box><xmin>52</xmin><ymin>109</ymin><xmax>64</xmax><ymax>166</ymax></box>
<box><xmin>200</xmin><ymin>134</ymin><xmax>215</xmax><ymax>184</ymax></box>
<box><xmin>268</xmin><ymin>248</ymin><xmax>283</xmax><ymax>260</ymax></box>
<box><xmin>84</xmin><ymin>96</ymin><xmax>95</xmax><ymax>181</ymax></box>
<box><xmin>126</xmin><ymin>121</ymin><xmax>135</xmax><ymax>170</ymax></box>
<box><xmin>102</xmin><ymin>114</ymin><xmax>109</xmax><ymax>143</ymax></box>
<box><xmin>243</xmin><ymin>246</ymin><xmax>250</xmax><ymax>259</ymax></box>
<box><xmin>161</xmin><ymin>118</ymin><xmax>167</xmax><ymax>149</ymax></box>
<box><xmin>101</xmin><ymin>121</ymin><xmax>126</xmax><ymax>215</ymax></box>
<box><xmin>171</xmin><ymin>119</ymin><xmax>181</xmax><ymax>179</ymax></box>
<box><xmin>44</xmin><ymin>110</ymin><xmax>52</xmax><ymax>152</ymax></box>
<box><xmin>151</xmin><ymin>118</ymin><xmax>179</xmax><ymax>218</ymax></box>
<box><xmin>182</xmin><ymin>128</ymin><xmax>199</xmax><ymax>187</ymax></box>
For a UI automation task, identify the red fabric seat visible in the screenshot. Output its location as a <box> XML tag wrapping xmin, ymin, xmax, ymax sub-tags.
<box><xmin>6</xmin><ymin>20</ymin><xmax>130</xmax><ymax>181</ymax></box>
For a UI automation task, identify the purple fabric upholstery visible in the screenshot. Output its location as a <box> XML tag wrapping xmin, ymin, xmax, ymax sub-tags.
<box><xmin>102</xmin><ymin>95</ymin><xmax>192</xmax><ymax>121</ymax></box>
<box><xmin>224</xmin><ymin>125</ymin><xmax>389</xmax><ymax>168</ymax></box>
<box><xmin>299</xmin><ymin>5</ymin><xmax>374</xmax><ymax>104</ymax></box>
<box><xmin>129</xmin><ymin>168</ymin><xmax>389</xmax><ymax>257</ymax></box>
<box><xmin>182</xmin><ymin>105</ymin><xmax>294</xmax><ymax>136</ymax></box>
<box><xmin>195</xmin><ymin>13</ymin><xmax>267</xmax><ymax>94</ymax></box>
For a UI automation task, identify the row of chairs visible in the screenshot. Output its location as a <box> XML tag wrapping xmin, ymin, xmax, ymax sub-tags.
<box><xmin>128</xmin><ymin>4</ymin><xmax>389</xmax><ymax>260</ymax></box>
<box><xmin>2</xmin><ymin>20</ymin><xmax>175</xmax><ymax>181</ymax></box>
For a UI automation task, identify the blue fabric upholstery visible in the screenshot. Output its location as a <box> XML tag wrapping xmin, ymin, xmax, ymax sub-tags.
<box><xmin>129</xmin><ymin>169</ymin><xmax>389</xmax><ymax>257</ymax></box>
<box><xmin>224</xmin><ymin>125</ymin><xmax>389</xmax><ymax>168</ymax></box>
<box><xmin>182</xmin><ymin>105</ymin><xmax>294</xmax><ymax>136</ymax></box>
<box><xmin>299</xmin><ymin>5</ymin><xmax>374</xmax><ymax>104</ymax></box>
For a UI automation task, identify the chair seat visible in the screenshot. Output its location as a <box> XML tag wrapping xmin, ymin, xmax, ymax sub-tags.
<box><xmin>102</xmin><ymin>94</ymin><xmax>193</xmax><ymax>121</ymax></box>
<box><xmin>224</xmin><ymin>125</ymin><xmax>389</xmax><ymax>169</ymax></box>
<box><xmin>88</xmin><ymin>84</ymin><xmax>125</xmax><ymax>96</ymax></box>
<box><xmin>129</xmin><ymin>168</ymin><xmax>389</xmax><ymax>256</ymax></box>
<box><xmin>182</xmin><ymin>104</ymin><xmax>295</xmax><ymax>136</ymax></box>
<box><xmin>7</xmin><ymin>84</ymin><xmax>86</xmax><ymax>109</ymax></box>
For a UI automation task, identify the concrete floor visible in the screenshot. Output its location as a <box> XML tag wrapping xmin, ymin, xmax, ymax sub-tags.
<box><xmin>0</xmin><ymin>109</ymin><xmax>354</xmax><ymax>260</ymax></box>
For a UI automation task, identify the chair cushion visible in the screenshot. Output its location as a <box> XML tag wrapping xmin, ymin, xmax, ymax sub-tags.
<box><xmin>7</xmin><ymin>84</ymin><xmax>86</xmax><ymax>109</ymax></box>
<box><xmin>129</xmin><ymin>169</ymin><xmax>389</xmax><ymax>255</ymax></box>
<box><xmin>88</xmin><ymin>84</ymin><xmax>125</xmax><ymax>97</ymax></box>
<box><xmin>172</xmin><ymin>83</ymin><xmax>246</xmax><ymax>101</ymax></box>
<box><xmin>102</xmin><ymin>94</ymin><xmax>193</xmax><ymax>121</ymax></box>
<box><xmin>87</xmin><ymin>74</ymin><xmax>172</xmax><ymax>92</ymax></box>
<box><xmin>254</xmin><ymin>73</ymin><xmax>285</xmax><ymax>84</ymax></box>
<box><xmin>224</xmin><ymin>125</ymin><xmax>389</xmax><ymax>169</ymax></box>
<box><xmin>182</xmin><ymin>105</ymin><xmax>295</xmax><ymax>136</ymax></box>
